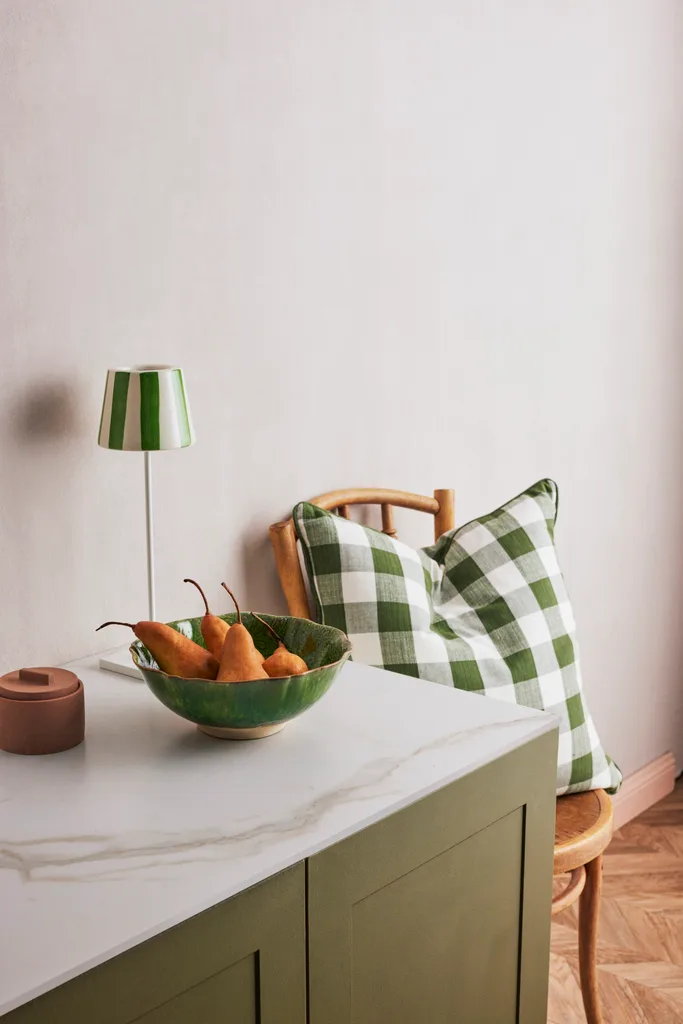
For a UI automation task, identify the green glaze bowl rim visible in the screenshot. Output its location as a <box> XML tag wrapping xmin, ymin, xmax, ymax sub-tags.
<box><xmin>129</xmin><ymin>612</ymin><xmax>352</xmax><ymax>685</ymax></box>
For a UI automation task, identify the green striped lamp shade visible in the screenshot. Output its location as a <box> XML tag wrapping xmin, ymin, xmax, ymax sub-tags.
<box><xmin>98</xmin><ymin>366</ymin><xmax>195</xmax><ymax>451</ymax></box>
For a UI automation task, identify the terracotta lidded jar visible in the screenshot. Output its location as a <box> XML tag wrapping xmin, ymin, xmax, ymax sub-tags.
<box><xmin>0</xmin><ymin>667</ymin><xmax>85</xmax><ymax>755</ymax></box>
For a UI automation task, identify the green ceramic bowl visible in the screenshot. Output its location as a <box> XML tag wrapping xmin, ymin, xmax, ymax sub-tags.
<box><xmin>130</xmin><ymin>613</ymin><xmax>352</xmax><ymax>739</ymax></box>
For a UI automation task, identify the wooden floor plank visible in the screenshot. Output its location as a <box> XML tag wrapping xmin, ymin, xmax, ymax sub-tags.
<box><xmin>549</xmin><ymin>777</ymin><xmax>683</xmax><ymax>1023</ymax></box>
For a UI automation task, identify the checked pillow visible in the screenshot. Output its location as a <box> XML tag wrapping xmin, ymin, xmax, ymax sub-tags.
<box><xmin>294</xmin><ymin>479</ymin><xmax>621</xmax><ymax>796</ymax></box>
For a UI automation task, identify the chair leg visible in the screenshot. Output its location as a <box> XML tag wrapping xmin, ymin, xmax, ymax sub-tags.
<box><xmin>578</xmin><ymin>854</ymin><xmax>604</xmax><ymax>1023</ymax></box>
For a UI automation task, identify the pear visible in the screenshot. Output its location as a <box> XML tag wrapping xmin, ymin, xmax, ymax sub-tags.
<box><xmin>252</xmin><ymin>614</ymin><xmax>308</xmax><ymax>678</ymax></box>
<box><xmin>97</xmin><ymin>621</ymin><xmax>218</xmax><ymax>680</ymax></box>
<box><xmin>216</xmin><ymin>585</ymin><xmax>268</xmax><ymax>683</ymax></box>
<box><xmin>183</xmin><ymin>578</ymin><xmax>230</xmax><ymax>660</ymax></box>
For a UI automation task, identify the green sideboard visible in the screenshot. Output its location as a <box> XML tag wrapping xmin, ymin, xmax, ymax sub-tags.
<box><xmin>3</xmin><ymin>731</ymin><xmax>556</xmax><ymax>1024</ymax></box>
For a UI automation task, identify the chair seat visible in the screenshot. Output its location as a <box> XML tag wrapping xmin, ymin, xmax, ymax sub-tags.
<box><xmin>554</xmin><ymin>788</ymin><xmax>613</xmax><ymax>875</ymax></box>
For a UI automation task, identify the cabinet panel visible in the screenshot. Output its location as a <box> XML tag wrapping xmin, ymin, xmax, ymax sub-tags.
<box><xmin>134</xmin><ymin>955</ymin><xmax>256</xmax><ymax>1024</ymax></box>
<box><xmin>308</xmin><ymin>730</ymin><xmax>557</xmax><ymax>1024</ymax></box>
<box><xmin>3</xmin><ymin>865</ymin><xmax>305</xmax><ymax>1024</ymax></box>
<box><xmin>352</xmin><ymin>809</ymin><xmax>523</xmax><ymax>1024</ymax></box>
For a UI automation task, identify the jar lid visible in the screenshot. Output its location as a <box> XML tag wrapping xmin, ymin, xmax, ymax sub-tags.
<box><xmin>0</xmin><ymin>667</ymin><xmax>80</xmax><ymax>701</ymax></box>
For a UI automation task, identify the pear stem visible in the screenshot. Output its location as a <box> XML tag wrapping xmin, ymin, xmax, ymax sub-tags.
<box><xmin>184</xmin><ymin>578</ymin><xmax>210</xmax><ymax>615</ymax></box>
<box><xmin>251</xmin><ymin>613</ymin><xmax>285</xmax><ymax>646</ymax></box>
<box><xmin>221</xmin><ymin>583</ymin><xmax>242</xmax><ymax>625</ymax></box>
<box><xmin>96</xmin><ymin>621</ymin><xmax>135</xmax><ymax>631</ymax></box>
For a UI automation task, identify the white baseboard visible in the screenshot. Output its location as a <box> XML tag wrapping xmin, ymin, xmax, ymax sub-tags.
<box><xmin>612</xmin><ymin>751</ymin><xmax>677</xmax><ymax>831</ymax></box>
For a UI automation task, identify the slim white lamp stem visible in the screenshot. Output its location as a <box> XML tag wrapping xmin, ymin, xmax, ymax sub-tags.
<box><xmin>144</xmin><ymin>450</ymin><xmax>156</xmax><ymax>620</ymax></box>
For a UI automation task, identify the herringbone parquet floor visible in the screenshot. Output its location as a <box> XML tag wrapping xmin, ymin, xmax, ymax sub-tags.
<box><xmin>548</xmin><ymin>779</ymin><xmax>683</xmax><ymax>1023</ymax></box>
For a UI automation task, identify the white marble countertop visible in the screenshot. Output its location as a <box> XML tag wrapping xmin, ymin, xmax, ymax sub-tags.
<box><xmin>0</xmin><ymin>656</ymin><xmax>555</xmax><ymax>1016</ymax></box>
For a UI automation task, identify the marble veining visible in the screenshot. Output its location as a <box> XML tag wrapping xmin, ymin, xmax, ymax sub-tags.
<box><xmin>0</xmin><ymin>656</ymin><xmax>555</xmax><ymax>1016</ymax></box>
<box><xmin>2</xmin><ymin>715</ymin><xmax>533</xmax><ymax>885</ymax></box>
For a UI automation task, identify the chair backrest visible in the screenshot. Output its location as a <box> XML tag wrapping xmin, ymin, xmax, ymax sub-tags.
<box><xmin>269</xmin><ymin>488</ymin><xmax>455</xmax><ymax>617</ymax></box>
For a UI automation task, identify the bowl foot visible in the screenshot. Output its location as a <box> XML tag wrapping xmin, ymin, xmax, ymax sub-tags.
<box><xmin>197</xmin><ymin>723</ymin><xmax>286</xmax><ymax>741</ymax></box>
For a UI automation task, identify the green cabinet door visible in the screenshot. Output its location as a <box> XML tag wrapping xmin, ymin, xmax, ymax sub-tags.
<box><xmin>308</xmin><ymin>730</ymin><xmax>558</xmax><ymax>1024</ymax></box>
<box><xmin>132</xmin><ymin>957</ymin><xmax>258</xmax><ymax>1024</ymax></box>
<box><xmin>3</xmin><ymin>864</ymin><xmax>305</xmax><ymax>1024</ymax></box>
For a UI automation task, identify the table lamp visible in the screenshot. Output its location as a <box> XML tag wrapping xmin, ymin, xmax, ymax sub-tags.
<box><xmin>97</xmin><ymin>365</ymin><xmax>194</xmax><ymax>676</ymax></box>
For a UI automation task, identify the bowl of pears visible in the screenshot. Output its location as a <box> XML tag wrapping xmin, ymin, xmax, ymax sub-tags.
<box><xmin>97</xmin><ymin>581</ymin><xmax>352</xmax><ymax>739</ymax></box>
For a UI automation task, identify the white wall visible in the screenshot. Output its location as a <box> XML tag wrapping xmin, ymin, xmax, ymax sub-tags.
<box><xmin>2</xmin><ymin>1</ymin><xmax>682</xmax><ymax>777</ymax></box>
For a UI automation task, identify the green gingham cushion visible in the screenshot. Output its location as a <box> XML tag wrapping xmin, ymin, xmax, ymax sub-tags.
<box><xmin>294</xmin><ymin>479</ymin><xmax>621</xmax><ymax>796</ymax></box>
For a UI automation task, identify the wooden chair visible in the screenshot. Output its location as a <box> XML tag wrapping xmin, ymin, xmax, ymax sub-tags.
<box><xmin>270</xmin><ymin>487</ymin><xmax>614</xmax><ymax>1024</ymax></box>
